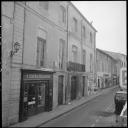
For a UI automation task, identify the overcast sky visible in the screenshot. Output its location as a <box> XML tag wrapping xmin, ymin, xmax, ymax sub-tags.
<box><xmin>71</xmin><ymin>1</ymin><xmax>126</xmax><ymax>55</ymax></box>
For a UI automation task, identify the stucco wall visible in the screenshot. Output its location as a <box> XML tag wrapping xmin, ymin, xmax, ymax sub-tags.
<box><xmin>23</xmin><ymin>2</ymin><xmax>67</xmax><ymax>70</ymax></box>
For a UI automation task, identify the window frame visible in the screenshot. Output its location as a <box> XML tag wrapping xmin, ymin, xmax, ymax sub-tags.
<box><xmin>73</xmin><ymin>17</ymin><xmax>78</xmax><ymax>32</ymax></box>
<box><xmin>72</xmin><ymin>45</ymin><xmax>78</xmax><ymax>63</ymax></box>
<box><xmin>37</xmin><ymin>37</ymin><xmax>46</xmax><ymax>67</ymax></box>
<box><xmin>90</xmin><ymin>32</ymin><xmax>93</xmax><ymax>43</ymax></box>
<box><xmin>60</xmin><ymin>6</ymin><xmax>66</xmax><ymax>24</ymax></box>
<box><xmin>82</xmin><ymin>50</ymin><xmax>86</xmax><ymax>65</ymax></box>
<box><xmin>82</xmin><ymin>26</ymin><xmax>86</xmax><ymax>39</ymax></box>
<box><xmin>59</xmin><ymin>39</ymin><xmax>65</xmax><ymax>69</ymax></box>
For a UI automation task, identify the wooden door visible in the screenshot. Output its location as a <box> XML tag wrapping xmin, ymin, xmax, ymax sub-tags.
<box><xmin>58</xmin><ymin>76</ymin><xmax>64</xmax><ymax>105</ymax></box>
<box><xmin>82</xmin><ymin>76</ymin><xmax>85</xmax><ymax>96</ymax></box>
<box><xmin>71</xmin><ymin>76</ymin><xmax>77</xmax><ymax>100</ymax></box>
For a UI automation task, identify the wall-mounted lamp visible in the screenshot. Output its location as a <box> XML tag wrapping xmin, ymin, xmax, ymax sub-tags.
<box><xmin>10</xmin><ymin>42</ymin><xmax>20</xmax><ymax>57</ymax></box>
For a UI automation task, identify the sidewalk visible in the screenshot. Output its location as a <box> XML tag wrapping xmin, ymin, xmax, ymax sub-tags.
<box><xmin>10</xmin><ymin>86</ymin><xmax>118</xmax><ymax>127</ymax></box>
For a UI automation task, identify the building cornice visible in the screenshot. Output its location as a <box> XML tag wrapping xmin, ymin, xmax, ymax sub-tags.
<box><xmin>16</xmin><ymin>2</ymin><xmax>68</xmax><ymax>33</ymax></box>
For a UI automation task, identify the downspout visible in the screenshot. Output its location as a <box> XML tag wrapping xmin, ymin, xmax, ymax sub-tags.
<box><xmin>65</xmin><ymin>3</ymin><xmax>69</xmax><ymax>104</ymax></box>
<box><xmin>22</xmin><ymin>2</ymin><xmax>26</xmax><ymax>66</ymax></box>
<box><xmin>81</xmin><ymin>18</ymin><xmax>83</xmax><ymax>98</ymax></box>
<box><xmin>81</xmin><ymin>19</ymin><xmax>83</xmax><ymax>65</ymax></box>
<box><xmin>94</xmin><ymin>32</ymin><xmax>96</xmax><ymax>87</ymax></box>
<box><xmin>8</xmin><ymin>1</ymin><xmax>16</xmax><ymax>126</ymax></box>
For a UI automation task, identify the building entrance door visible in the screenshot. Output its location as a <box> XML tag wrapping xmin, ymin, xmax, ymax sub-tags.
<box><xmin>98</xmin><ymin>78</ymin><xmax>100</xmax><ymax>88</ymax></box>
<box><xmin>58</xmin><ymin>76</ymin><xmax>64</xmax><ymax>105</ymax></box>
<box><xmin>36</xmin><ymin>82</ymin><xmax>46</xmax><ymax>113</ymax></box>
<box><xmin>82</xmin><ymin>76</ymin><xmax>85</xmax><ymax>96</ymax></box>
<box><xmin>24</xmin><ymin>81</ymin><xmax>49</xmax><ymax>117</ymax></box>
<box><xmin>27</xmin><ymin>83</ymin><xmax>37</xmax><ymax>116</ymax></box>
<box><xmin>19</xmin><ymin>70</ymin><xmax>54</xmax><ymax>122</ymax></box>
<box><xmin>71</xmin><ymin>76</ymin><xmax>77</xmax><ymax>100</ymax></box>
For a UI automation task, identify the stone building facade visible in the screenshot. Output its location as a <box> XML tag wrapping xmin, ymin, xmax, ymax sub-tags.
<box><xmin>96</xmin><ymin>48</ymin><xmax>118</xmax><ymax>89</ymax></box>
<box><xmin>2</xmin><ymin>1</ymin><xmax>97</xmax><ymax>126</ymax></box>
<box><xmin>102</xmin><ymin>50</ymin><xmax>127</xmax><ymax>85</ymax></box>
<box><xmin>66</xmin><ymin>3</ymin><xmax>97</xmax><ymax>102</ymax></box>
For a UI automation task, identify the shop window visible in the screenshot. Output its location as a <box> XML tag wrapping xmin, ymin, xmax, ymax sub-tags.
<box><xmin>37</xmin><ymin>84</ymin><xmax>45</xmax><ymax>107</ymax></box>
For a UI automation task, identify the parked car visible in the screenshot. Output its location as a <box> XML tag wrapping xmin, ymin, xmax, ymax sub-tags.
<box><xmin>114</xmin><ymin>91</ymin><xmax>127</xmax><ymax>124</ymax></box>
<box><xmin>118</xmin><ymin>102</ymin><xmax>127</xmax><ymax>127</ymax></box>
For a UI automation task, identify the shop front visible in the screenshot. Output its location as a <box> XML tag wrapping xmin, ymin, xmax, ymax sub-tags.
<box><xmin>19</xmin><ymin>69</ymin><xmax>54</xmax><ymax>122</ymax></box>
<box><xmin>103</xmin><ymin>74</ymin><xmax>110</xmax><ymax>88</ymax></box>
<box><xmin>112</xmin><ymin>74</ymin><xmax>118</xmax><ymax>86</ymax></box>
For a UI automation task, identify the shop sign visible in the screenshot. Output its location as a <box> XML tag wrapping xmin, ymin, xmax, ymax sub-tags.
<box><xmin>23</xmin><ymin>73</ymin><xmax>51</xmax><ymax>80</ymax></box>
<box><xmin>28</xmin><ymin>101</ymin><xmax>35</xmax><ymax>105</ymax></box>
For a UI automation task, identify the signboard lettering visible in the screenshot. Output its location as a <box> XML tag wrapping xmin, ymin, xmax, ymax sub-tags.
<box><xmin>23</xmin><ymin>73</ymin><xmax>50</xmax><ymax>80</ymax></box>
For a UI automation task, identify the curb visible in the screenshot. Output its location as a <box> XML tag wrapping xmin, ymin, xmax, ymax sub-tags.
<box><xmin>36</xmin><ymin>86</ymin><xmax>118</xmax><ymax>127</ymax></box>
<box><xmin>9</xmin><ymin>86</ymin><xmax>118</xmax><ymax>127</ymax></box>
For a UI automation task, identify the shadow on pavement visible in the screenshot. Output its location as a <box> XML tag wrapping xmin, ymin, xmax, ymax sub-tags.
<box><xmin>94</xmin><ymin>111</ymin><xmax>114</xmax><ymax>117</ymax></box>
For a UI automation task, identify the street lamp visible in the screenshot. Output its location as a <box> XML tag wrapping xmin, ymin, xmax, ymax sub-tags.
<box><xmin>10</xmin><ymin>42</ymin><xmax>20</xmax><ymax>57</ymax></box>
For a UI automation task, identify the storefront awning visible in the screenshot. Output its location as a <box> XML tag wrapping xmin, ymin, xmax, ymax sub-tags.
<box><xmin>21</xmin><ymin>67</ymin><xmax>56</xmax><ymax>73</ymax></box>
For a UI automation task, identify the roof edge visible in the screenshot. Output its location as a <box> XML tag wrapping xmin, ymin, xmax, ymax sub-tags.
<box><xmin>69</xmin><ymin>1</ymin><xmax>98</xmax><ymax>32</ymax></box>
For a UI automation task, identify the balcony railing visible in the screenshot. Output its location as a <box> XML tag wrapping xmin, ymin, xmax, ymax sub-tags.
<box><xmin>67</xmin><ymin>61</ymin><xmax>85</xmax><ymax>72</ymax></box>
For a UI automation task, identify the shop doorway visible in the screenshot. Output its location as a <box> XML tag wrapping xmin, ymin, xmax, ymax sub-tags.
<box><xmin>98</xmin><ymin>78</ymin><xmax>100</xmax><ymax>88</ymax></box>
<box><xmin>82</xmin><ymin>76</ymin><xmax>85</xmax><ymax>96</ymax></box>
<box><xmin>20</xmin><ymin>80</ymin><xmax>51</xmax><ymax>121</ymax></box>
<box><xmin>27</xmin><ymin>81</ymin><xmax>48</xmax><ymax>116</ymax></box>
<box><xmin>27</xmin><ymin>83</ymin><xmax>36</xmax><ymax>116</ymax></box>
<box><xmin>71</xmin><ymin>76</ymin><xmax>77</xmax><ymax>100</ymax></box>
<box><xmin>58</xmin><ymin>76</ymin><xmax>64</xmax><ymax>105</ymax></box>
<box><xmin>19</xmin><ymin>70</ymin><xmax>54</xmax><ymax>122</ymax></box>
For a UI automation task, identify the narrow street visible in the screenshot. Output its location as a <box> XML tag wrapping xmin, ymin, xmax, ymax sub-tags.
<box><xmin>40</xmin><ymin>87</ymin><xmax>118</xmax><ymax>127</ymax></box>
<box><xmin>2</xmin><ymin>2</ymin><xmax>126</xmax><ymax>127</ymax></box>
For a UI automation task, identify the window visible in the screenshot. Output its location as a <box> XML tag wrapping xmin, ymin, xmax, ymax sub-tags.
<box><xmin>82</xmin><ymin>50</ymin><xmax>86</xmax><ymax>65</ymax></box>
<box><xmin>90</xmin><ymin>32</ymin><xmax>92</xmax><ymax>43</ymax></box>
<box><xmin>102</xmin><ymin>62</ymin><xmax>104</xmax><ymax>72</ymax></box>
<box><xmin>59</xmin><ymin>39</ymin><xmax>65</xmax><ymax>69</ymax></box>
<box><xmin>90</xmin><ymin>54</ymin><xmax>93</xmax><ymax>72</ymax></box>
<box><xmin>60</xmin><ymin>6</ymin><xmax>66</xmax><ymax>24</ymax></box>
<box><xmin>39</xmin><ymin>1</ymin><xmax>49</xmax><ymax>10</ymax></box>
<box><xmin>37</xmin><ymin>37</ymin><xmax>46</xmax><ymax>67</ymax></box>
<box><xmin>73</xmin><ymin>18</ymin><xmax>77</xmax><ymax>32</ymax></box>
<box><xmin>72</xmin><ymin>45</ymin><xmax>78</xmax><ymax>62</ymax></box>
<box><xmin>82</xmin><ymin>26</ymin><xmax>86</xmax><ymax>39</ymax></box>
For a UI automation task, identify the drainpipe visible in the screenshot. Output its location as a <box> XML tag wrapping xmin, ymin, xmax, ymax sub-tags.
<box><xmin>65</xmin><ymin>3</ymin><xmax>70</xmax><ymax>104</ymax></box>
<box><xmin>7</xmin><ymin>2</ymin><xmax>16</xmax><ymax>126</ymax></box>
<box><xmin>81</xmin><ymin>19</ymin><xmax>83</xmax><ymax>65</ymax></box>
<box><xmin>94</xmin><ymin>32</ymin><xmax>96</xmax><ymax>87</ymax></box>
<box><xmin>22</xmin><ymin>2</ymin><xmax>26</xmax><ymax>65</ymax></box>
<box><xmin>80</xmin><ymin>18</ymin><xmax>84</xmax><ymax>98</ymax></box>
